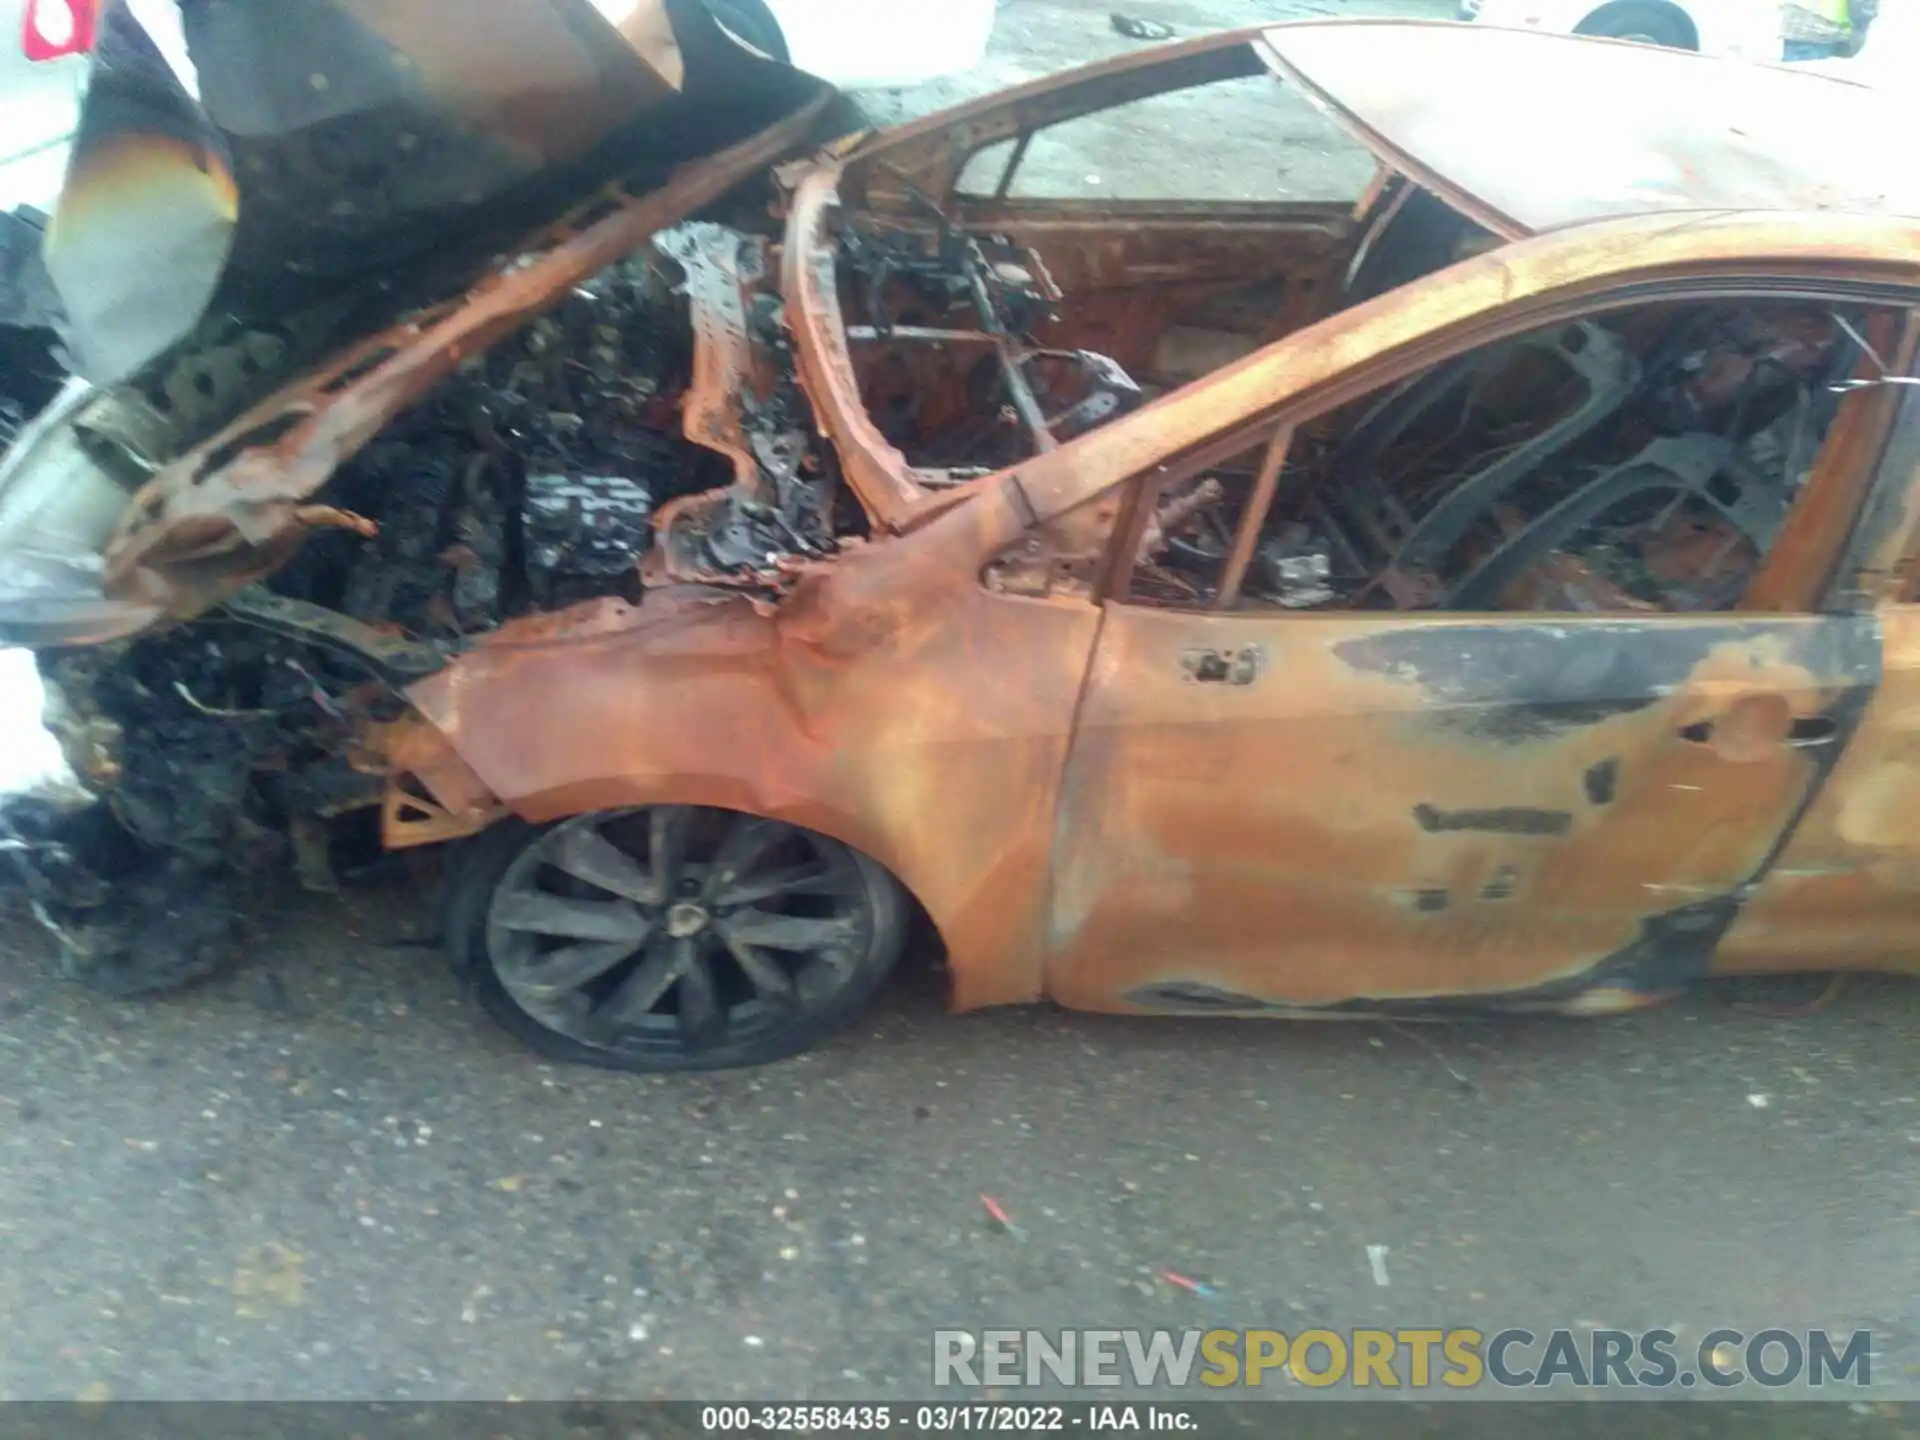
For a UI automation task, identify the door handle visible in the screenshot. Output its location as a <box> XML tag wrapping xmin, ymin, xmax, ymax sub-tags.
<box><xmin>1787</xmin><ymin>716</ymin><xmax>1838</xmax><ymax>746</ymax></box>
<box><xmin>1676</xmin><ymin>696</ymin><xmax>1835</xmax><ymax>761</ymax></box>
<box><xmin>1679</xmin><ymin>715</ymin><xmax>1837</xmax><ymax>745</ymax></box>
<box><xmin>1182</xmin><ymin>645</ymin><xmax>1264</xmax><ymax>686</ymax></box>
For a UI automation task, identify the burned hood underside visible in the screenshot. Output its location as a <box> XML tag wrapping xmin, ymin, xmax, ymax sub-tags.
<box><xmin>46</xmin><ymin>0</ymin><xmax>819</xmax><ymax>384</ymax></box>
<box><xmin>0</xmin><ymin>0</ymin><xmax>853</xmax><ymax>655</ymax></box>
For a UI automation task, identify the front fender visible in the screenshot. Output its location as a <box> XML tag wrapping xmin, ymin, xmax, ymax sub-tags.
<box><xmin>397</xmin><ymin>502</ymin><xmax>1098</xmax><ymax>1014</ymax></box>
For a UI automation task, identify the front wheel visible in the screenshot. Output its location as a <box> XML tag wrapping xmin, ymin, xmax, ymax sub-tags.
<box><xmin>445</xmin><ymin>805</ymin><xmax>907</xmax><ymax>1071</ymax></box>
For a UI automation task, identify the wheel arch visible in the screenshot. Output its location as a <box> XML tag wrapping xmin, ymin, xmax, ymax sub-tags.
<box><xmin>392</xmin><ymin>537</ymin><xmax>1094</xmax><ymax>1020</ymax></box>
<box><xmin>434</xmin><ymin>776</ymin><xmax>961</xmax><ymax>995</ymax></box>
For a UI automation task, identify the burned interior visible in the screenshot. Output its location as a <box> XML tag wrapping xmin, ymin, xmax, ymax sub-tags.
<box><xmin>1114</xmin><ymin>297</ymin><xmax>1885</xmax><ymax>615</ymax></box>
<box><xmin>831</xmin><ymin>46</ymin><xmax>1384</xmax><ymax>479</ymax></box>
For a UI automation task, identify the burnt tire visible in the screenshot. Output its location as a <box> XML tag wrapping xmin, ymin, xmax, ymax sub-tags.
<box><xmin>445</xmin><ymin>806</ymin><xmax>907</xmax><ymax>1072</ymax></box>
<box><xmin>1574</xmin><ymin>1</ymin><xmax>1696</xmax><ymax>47</ymax></box>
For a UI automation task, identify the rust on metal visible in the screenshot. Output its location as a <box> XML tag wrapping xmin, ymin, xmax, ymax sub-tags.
<box><xmin>94</xmin><ymin>92</ymin><xmax>836</xmax><ymax>626</ymax></box>
<box><xmin>17</xmin><ymin>20</ymin><xmax>1920</xmax><ymax>1023</ymax></box>
<box><xmin>393</xmin><ymin>195</ymin><xmax>1920</xmax><ymax>1013</ymax></box>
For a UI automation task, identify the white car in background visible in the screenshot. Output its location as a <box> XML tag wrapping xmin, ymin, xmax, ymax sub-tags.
<box><xmin>1794</xmin><ymin>0</ymin><xmax>1912</xmax><ymax>80</ymax></box>
<box><xmin>1</xmin><ymin>0</ymin><xmax>87</xmax><ymax>428</ymax></box>
<box><xmin>1461</xmin><ymin>0</ymin><xmax>1784</xmax><ymax>58</ymax></box>
<box><xmin>0</xmin><ymin>0</ymin><xmax>89</xmax><ymax>219</ymax></box>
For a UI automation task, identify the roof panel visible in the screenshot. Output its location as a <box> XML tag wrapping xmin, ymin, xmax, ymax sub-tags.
<box><xmin>1259</xmin><ymin>21</ymin><xmax>1917</xmax><ymax>235</ymax></box>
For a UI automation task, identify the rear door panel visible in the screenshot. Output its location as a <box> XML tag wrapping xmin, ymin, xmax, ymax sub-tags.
<box><xmin>1045</xmin><ymin>607</ymin><xmax>1879</xmax><ymax>1012</ymax></box>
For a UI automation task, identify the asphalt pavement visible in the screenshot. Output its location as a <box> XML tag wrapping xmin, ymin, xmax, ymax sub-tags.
<box><xmin>0</xmin><ymin>879</ymin><xmax>1915</xmax><ymax>1403</ymax></box>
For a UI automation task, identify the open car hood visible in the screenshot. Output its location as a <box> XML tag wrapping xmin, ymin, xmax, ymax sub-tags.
<box><xmin>48</xmin><ymin>0</ymin><xmax>798</xmax><ymax>384</ymax></box>
<box><xmin>0</xmin><ymin>0</ymin><xmax>840</xmax><ymax>648</ymax></box>
<box><xmin>1258</xmin><ymin>20</ymin><xmax>1917</xmax><ymax>240</ymax></box>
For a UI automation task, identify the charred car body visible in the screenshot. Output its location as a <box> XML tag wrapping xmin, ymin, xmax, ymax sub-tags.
<box><xmin>4</xmin><ymin>12</ymin><xmax>1920</xmax><ymax>1069</ymax></box>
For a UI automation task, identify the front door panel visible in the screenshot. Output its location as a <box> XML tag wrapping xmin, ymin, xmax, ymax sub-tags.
<box><xmin>1045</xmin><ymin>607</ymin><xmax>1878</xmax><ymax>1013</ymax></box>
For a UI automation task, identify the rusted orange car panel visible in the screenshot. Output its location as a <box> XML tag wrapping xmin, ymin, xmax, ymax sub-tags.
<box><xmin>1047</xmin><ymin>609</ymin><xmax>1874</xmax><ymax>1013</ymax></box>
<box><xmin>382</xmin><ymin>208</ymin><xmax>1920</xmax><ymax>1012</ymax></box>
<box><xmin>1257</xmin><ymin>21</ymin><xmax>1920</xmax><ymax>238</ymax></box>
<box><xmin>404</xmin><ymin>489</ymin><xmax>1100</xmax><ymax>1009</ymax></box>
<box><xmin>1717</xmin><ymin>607</ymin><xmax>1920</xmax><ymax>975</ymax></box>
<box><xmin>781</xmin><ymin>170</ymin><xmax>930</xmax><ymax>534</ymax></box>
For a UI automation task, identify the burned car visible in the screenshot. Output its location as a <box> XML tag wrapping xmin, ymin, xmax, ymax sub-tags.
<box><xmin>4</xmin><ymin>15</ymin><xmax>1920</xmax><ymax>1071</ymax></box>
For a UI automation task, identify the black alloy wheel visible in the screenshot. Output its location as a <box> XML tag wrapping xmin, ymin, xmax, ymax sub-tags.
<box><xmin>447</xmin><ymin>805</ymin><xmax>907</xmax><ymax>1071</ymax></box>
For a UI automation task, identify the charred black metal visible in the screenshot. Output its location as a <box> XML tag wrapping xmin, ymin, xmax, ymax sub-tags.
<box><xmin>3</xmin><ymin>239</ymin><xmax>730</xmax><ymax>990</ymax></box>
<box><xmin>1122</xmin><ymin>981</ymin><xmax>1266</xmax><ymax>1011</ymax></box>
<box><xmin>1412</xmin><ymin>804</ymin><xmax>1572</xmax><ymax>836</ymax></box>
<box><xmin>1334</xmin><ymin>320</ymin><xmax>1642</xmax><ymax>579</ymax></box>
<box><xmin>649</xmin><ymin>225</ymin><xmax>842</xmax><ymax>581</ymax></box>
<box><xmin>1337</xmin><ymin>612</ymin><xmax>1878</xmax><ymax>738</ymax></box>
<box><xmin>13</xmin><ymin>612</ymin><xmax>412</xmax><ymax>993</ymax></box>
<box><xmin>0</xmin><ymin>317</ymin><xmax>65</xmax><ymax>452</ymax></box>
<box><xmin>836</xmin><ymin>212</ymin><xmax>1150</xmax><ymax>467</ymax></box>
<box><xmin>1583</xmin><ymin>757</ymin><xmax>1620</xmax><ymax>806</ymax></box>
<box><xmin>1479</xmin><ymin>864</ymin><xmax>1518</xmax><ymax>901</ymax></box>
<box><xmin>524</xmin><ymin>472</ymin><xmax>656</xmax><ymax>609</ymax></box>
<box><xmin>273</xmin><ymin>246</ymin><xmax>715</xmax><ymax>637</ymax></box>
<box><xmin>1335</xmin><ymin>622</ymin><xmax>1755</xmax><ymax>743</ymax></box>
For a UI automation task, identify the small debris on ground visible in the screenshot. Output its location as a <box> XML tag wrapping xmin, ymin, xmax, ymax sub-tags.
<box><xmin>1389</xmin><ymin>1022</ymin><xmax>1477</xmax><ymax>1094</ymax></box>
<box><xmin>1160</xmin><ymin>1268</ymin><xmax>1222</xmax><ymax>1298</ymax></box>
<box><xmin>1746</xmin><ymin>1093</ymin><xmax>1771</xmax><ymax>1109</ymax></box>
<box><xmin>1111</xmin><ymin>13</ymin><xmax>1176</xmax><ymax>40</ymax></box>
<box><xmin>981</xmin><ymin>1193</ymin><xmax>1028</xmax><ymax>1243</ymax></box>
<box><xmin>1366</xmin><ymin>1243</ymin><xmax>1391</xmax><ymax>1287</ymax></box>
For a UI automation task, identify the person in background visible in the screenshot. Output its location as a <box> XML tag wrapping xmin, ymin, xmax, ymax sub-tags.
<box><xmin>1781</xmin><ymin>0</ymin><xmax>1876</xmax><ymax>60</ymax></box>
<box><xmin>1788</xmin><ymin>0</ymin><xmax>1908</xmax><ymax>78</ymax></box>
